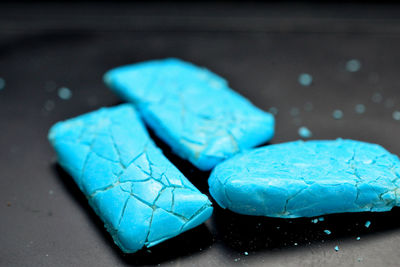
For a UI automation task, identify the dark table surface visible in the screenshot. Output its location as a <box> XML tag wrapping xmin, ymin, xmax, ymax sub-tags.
<box><xmin>2</xmin><ymin>2</ymin><xmax>400</xmax><ymax>266</ymax></box>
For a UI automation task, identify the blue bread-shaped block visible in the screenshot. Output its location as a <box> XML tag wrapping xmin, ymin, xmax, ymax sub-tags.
<box><xmin>104</xmin><ymin>58</ymin><xmax>274</xmax><ymax>171</ymax></box>
<box><xmin>48</xmin><ymin>104</ymin><xmax>213</xmax><ymax>253</ymax></box>
<box><xmin>209</xmin><ymin>139</ymin><xmax>400</xmax><ymax>218</ymax></box>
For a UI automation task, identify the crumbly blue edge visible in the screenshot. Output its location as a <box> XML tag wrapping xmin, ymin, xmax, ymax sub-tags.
<box><xmin>209</xmin><ymin>139</ymin><xmax>400</xmax><ymax>218</ymax></box>
<box><xmin>48</xmin><ymin>104</ymin><xmax>213</xmax><ymax>253</ymax></box>
<box><xmin>104</xmin><ymin>58</ymin><xmax>274</xmax><ymax>170</ymax></box>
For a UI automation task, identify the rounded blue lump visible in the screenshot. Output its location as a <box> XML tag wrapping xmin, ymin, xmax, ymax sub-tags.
<box><xmin>209</xmin><ymin>139</ymin><xmax>400</xmax><ymax>218</ymax></box>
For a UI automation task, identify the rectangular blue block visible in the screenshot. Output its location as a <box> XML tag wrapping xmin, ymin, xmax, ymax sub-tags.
<box><xmin>104</xmin><ymin>58</ymin><xmax>275</xmax><ymax>170</ymax></box>
<box><xmin>48</xmin><ymin>104</ymin><xmax>212</xmax><ymax>253</ymax></box>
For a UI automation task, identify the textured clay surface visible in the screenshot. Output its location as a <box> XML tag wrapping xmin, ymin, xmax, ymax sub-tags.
<box><xmin>104</xmin><ymin>58</ymin><xmax>275</xmax><ymax>170</ymax></box>
<box><xmin>48</xmin><ymin>104</ymin><xmax>213</xmax><ymax>253</ymax></box>
<box><xmin>209</xmin><ymin>139</ymin><xmax>400</xmax><ymax>218</ymax></box>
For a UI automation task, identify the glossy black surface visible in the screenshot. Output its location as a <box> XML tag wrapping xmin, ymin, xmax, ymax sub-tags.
<box><xmin>2</xmin><ymin>2</ymin><xmax>400</xmax><ymax>266</ymax></box>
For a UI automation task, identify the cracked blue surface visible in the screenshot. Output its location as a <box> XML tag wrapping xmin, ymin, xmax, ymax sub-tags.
<box><xmin>104</xmin><ymin>58</ymin><xmax>275</xmax><ymax>170</ymax></box>
<box><xmin>48</xmin><ymin>104</ymin><xmax>213</xmax><ymax>253</ymax></box>
<box><xmin>209</xmin><ymin>139</ymin><xmax>400</xmax><ymax>218</ymax></box>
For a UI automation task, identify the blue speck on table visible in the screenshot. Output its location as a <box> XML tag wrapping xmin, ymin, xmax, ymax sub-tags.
<box><xmin>392</xmin><ymin>111</ymin><xmax>400</xmax><ymax>121</ymax></box>
<box><xmin>355</xmin><ymin>104</ymin><xmax>366</xmax><ymax>114</ymax></box>
<box><xmin>290</xmin><ymin>107</ymin><xmax>300</xmax><ymax>116</ymax></box>
<box><xmin>298</xmin><ymin>73</ymin><xmax>313</xmax><ymax>86</ymax></box>
<box><xmin>304</xmin><ymin>102</ymin><xmax>313</xmax><ymax>112</ymax></box>
<box><xmin>298</xmin><ymin>126</ymin><xmax>312</xmax><ymax>139</ymax></box>
<box><xmin>324</xmin><ymin>230</ymin><xmax>331</xmax><ymax>235</ymax></box>
<box><xmin>345</xmin><ymin>59</ymin><xmax>361</xmax><ymax>72</ymax></box>
<box><xmin>269</xmin><ymin>107</ymin><xmax>278</xmax><ymax>116</ymax></box>
<box><xmin>58</xmin><ymin>87</ymin><xmax>72</xmax><ymax>100</ymax></box>
<box><xmin>332</xmin><ymin>109</ymin><xmax>343</xmax><ymax>119</ymax></box>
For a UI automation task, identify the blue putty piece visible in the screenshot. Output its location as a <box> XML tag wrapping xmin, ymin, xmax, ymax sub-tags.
<box><xmin>58</xmin><ymin>87</ymin><xmax>72</xmax><ymax>100</ymax></box>
<box><xmin>104</xmin><ymin>58</ymin><xmax>275</xmax><ymax>171</ymax></box>
<box><xmin>48</xmin><ymin>104</ymin><xmax>213</xmax><ymax>253</ymax></box>
<box><xmin>345</xmin><ymin>59</ymin><xmax>361</xmax><ymax>72</ymax></box>
<box><xmin>324</xmin><ymin>230</ymin><xmax>331</xmax><ymax>235</ymax></box>
<box><xmin>392</xmin><ymin>111</ymin><xmax>400</xmax><ymax>121</ymax></box>
<box><xmin>298</xmin><ymin>73</ymin><xmax>313</xmax><ymax>86</ymax></box>
<box><xmin>209</xmin><ymin>139</ymin><xmax>400</xmax><ymax>218</ymax></box>
<box><xmin>332</xmin><ymin>109</ymin><xmax>343</xmax><ymax>119</ymax></box>
<box><xmin>298</xmin><ymin>126</ymin><xmax>312</xmax><ymax>139</ymax></box>
<box><xmin>0</xmin><ymin>77</ymin><xmax>5</xmax><ymax>90</ymax></box>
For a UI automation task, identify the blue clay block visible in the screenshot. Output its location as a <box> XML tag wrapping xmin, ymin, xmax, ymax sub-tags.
<box><xmin>48</xmin><ymin>104</ymin><xmax>213</xmax><ymax>253</ymax></box>
<box><xmin>104</xmin><ymin>58</ymin><xmax>274</xmax><ymax>170</ymax></box>
<box><xmin>209</xmin><ymin>139</ymin><xmax>400</xmax><ymax>218</ymax></box>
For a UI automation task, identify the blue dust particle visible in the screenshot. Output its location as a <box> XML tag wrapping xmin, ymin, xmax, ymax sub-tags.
<box><xmin>324</xmin><ymin>230</ymin><xmax>331</xmax><ymax>235</ymax></box>
<box><xmin>372</xmin><ymin>93</ymin><xmax>382</xmax><ymax>103</ymax></box>
<box><xmin>290</xmin><ymin>107</ymin><xmax>300</xmax><ymax>116</ymax></box>
<box><xmin>58</xmin><ymin>87</ymin><xmax>72</xmax><ymax>100</ymax></box>
<box><xmin>311</xmin><ymin>218</ymin><xmax>318</xmax><ymax>223</ymax></box>
<box><xmin>392</xmin><ymin>111</ymin><xmax>400</xmax><ymax>121</ymax></box>
<box><xmin>385</xmin><ymin>99</ymin><xmax>394</xmax><ymax>108</ymax></box>
<box><xmin>269</xmin><ymin>107</ymin><xmax>278</xmax><ymax>116</ymax></box>
<box><xmin>318</xmin><ymin>217</ymin><xmax>324</xmax><ymax>222</ymax></box>
<box><xmin>244</xmin><ymin>252</ymin><xmax>249</xmax><ymax>256</ymax></box>
<box><xmin>355</xmin><ymin>104</ymin><xmax>366</xmax><ymax>114</ymax></box>
<box><xmin>365</xmin><ymin>221</ymin><xmax>371</xmax><ymax>228</ymax></box>
<box><xmin>332</xmin><ymin>110</ymin><xmax>343</xmax><ymax>119</ymax></box>
<box><xmin>44</xmin><ymin>100</ymin><xmax>55</xmax><ymax>111</ymax></box>
<box><xmin>298</xmin><ymin>73</ymin><xmax>313</xmax><ymax>86</ymax></box>
<box><xmin>294</xmin><ymin>242</ymin><xmax>298</xmax><ymax>246</ymax></box>
<box><xmin>346</xmin><ymin>59</ymin><xmax>361</xmax><ymax>72</ymax></box>
<box><xmin>0</xmin><ymin>78</ymin><xmax>5</xmax><ymax>90</ymax></box>
<box><xmin>334</xmin><ymin>245</ymin><xmax>339</xmax><ymax>252</ymax></box>
<box><xmin>356</xmin><ymin>237</ymin><xmax>361</xmax><ymax>241</ymax></box>
<box><xmin>298</xmin><ymin>126</ymin><xmax>312</xmax><ymax>139</ymax></box>
<box><xmin>304</xmin><ymin>102</ymin><xmax>313</xmax><ymax>112</ymax></box>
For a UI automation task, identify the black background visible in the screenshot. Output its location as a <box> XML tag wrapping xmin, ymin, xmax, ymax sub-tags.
<box><xmin>2</xmin><ymin>2</ymin><xmax>400</xmax><ymax>266</ymax></box>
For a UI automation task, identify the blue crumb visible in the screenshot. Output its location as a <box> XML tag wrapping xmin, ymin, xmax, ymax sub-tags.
<box><xmin>392</xmin><ymin>111</ymin><xmax>400</xmax><ymax>121</ymax></box>
<box><xmin>332</xmin><ymin>110</ymin><xmax>343</xmax><ymax>119</ymax></box>
<box><xmin>346</xmin><ymin>59</ymin><xmax>361</xmax><ymax>72</ymax></box>
<box><xmin>0</xmin><ymin>78</ymin><xmax>5</xmax><ymax>90</ymax></box>
<box><xmin>58</xmin><ymin>87</ymin><xmax>72</xmax><ymax>100</ymax></box>
<box><xmin>355</xmin><ymin>104</ymin><xmax>366</xmax><ymax>114</ymax></box>
<box><xmin>104</xmin><ymin>58</ymin><xmax>274</xmax><ymax>171</ymax></box>
<box><xmin>298</xmin><ymin>126</ymin><xmax>312</xmax><ymax>139</ymax></box>
<box><xmin>269</xmin><ymin>107</ymin><xmax>278</xmax><ymax>115</ymax></box>
<box><xmin>208</xmin><ymin>139</ymin><xmax>400</xmax><ymax>218</ymax></box>
<box><xmin>372</xmin><ymin>93</ymin><xmax>383</xmax><ymax>103</ymax></box>
<box><xmin>324</xmin><ymin>230</ymin><xmax>331</xmax><ymax>235</ymax></box>
<box><xmin>298</xmin><ymin>73</ymin><xmax>313</xmax><ymax>86</ymax></box>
